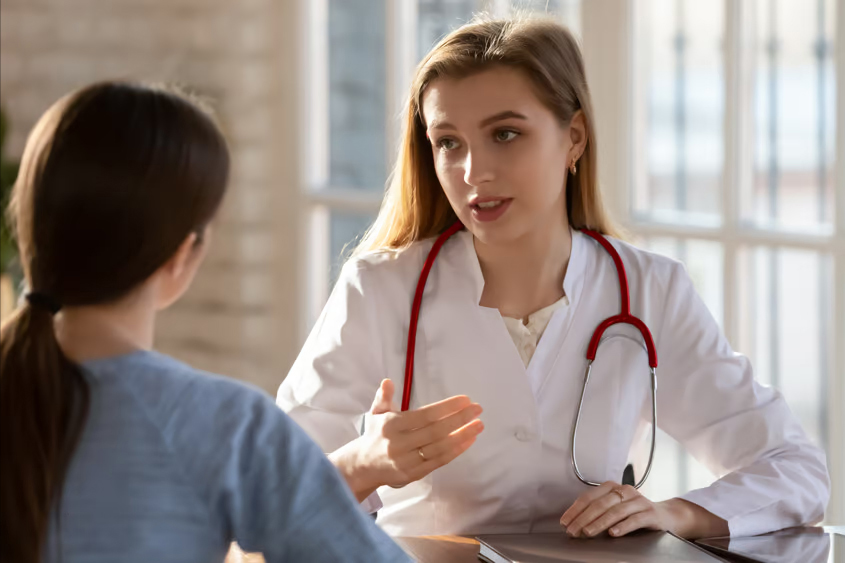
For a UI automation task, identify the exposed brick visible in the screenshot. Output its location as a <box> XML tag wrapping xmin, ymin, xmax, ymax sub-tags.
<box><xmin>0</xmin><ymin>0</ymin><xmax>301</xmax><ymax>392</ymax></box>
<box><xmin>183</xmin><ymin>265</ymin><xmax>275</xmax><ymax>309</ymax></box>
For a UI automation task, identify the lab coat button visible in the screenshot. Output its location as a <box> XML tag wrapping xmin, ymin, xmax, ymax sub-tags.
<box><xmin>514</xmin><ymin>428</ymin><xmax>531</xmax><ymax>442</ymax></box>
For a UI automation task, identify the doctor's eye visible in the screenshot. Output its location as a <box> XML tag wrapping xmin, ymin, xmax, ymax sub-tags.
<box><xmin>494</xmin><ymin>129</ymin><xmax>519</xmax><ymax>143</ymax></box>
<box><xmin>435</xmin><ymin>137</ymin><xmax>460</xmax><ymax>151</ymax></box>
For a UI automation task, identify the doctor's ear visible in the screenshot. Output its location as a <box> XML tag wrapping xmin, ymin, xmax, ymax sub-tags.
<box><xmin>567</xmin><ymin>110</ymin><xmax>587</xmax><ymax>157</ymax></box>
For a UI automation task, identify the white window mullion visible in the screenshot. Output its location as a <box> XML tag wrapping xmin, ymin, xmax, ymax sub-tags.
<box><xmin>630</xmin><ymin>0</ymin><xmax>648</xmax><ymax>226</ymax></box>
<box><xmin>308</xmin><ymin>187</ymin><xmax>384</xmax><ymax>212</ymax></box>
<box><xmin>307</xmin><ymin>206</ymin><xmax>331</xmax><ymax>325</ymax></box>
<box><xmin>630</xmin><ymin>222</ymin><xmax>838</xmax><ymax>253</ymax></box>
<box><xmin>385</xmin><ymin>0</ymin><xmax>418</xmax><ymax>171</ymax></box>
<box><xmin>829</xmin><ymin>0</ymin><xmax>845</xmax><ymax>526</ymax></box>
<box><xmin>305</xmin><ymin>0</ymin><xmax>329</xmax><ymax>190</ymax></box>
<box><xmin>722</xmin><ymin>0</ymin><xmax>754</xmax><ymax>346</ymax></box>
<box><xmin>300</xmin><ymin>0</ymin><xmax>331</xmax><ymax>339</ymax></box>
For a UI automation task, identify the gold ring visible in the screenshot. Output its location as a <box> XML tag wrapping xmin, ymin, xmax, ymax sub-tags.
<box><xmin>418</xmin><ymin>448</ymin><xmax>427</xmax><ymax>462</ymax></box>
<box><xmin>611</xmin><ymin>488</ymin><xmax>626</xmax><ymax>501</ymax></box>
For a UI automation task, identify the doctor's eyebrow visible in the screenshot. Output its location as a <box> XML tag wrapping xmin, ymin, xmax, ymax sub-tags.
<box><xmin>428</xmin><ymin>110</ymin><xmax>529</xmax><ymax>132</ymax></box>
<box><xmin>479</xmin><ymin>110</ymin><xmax>527</xmax><ymax>127</ymax></box>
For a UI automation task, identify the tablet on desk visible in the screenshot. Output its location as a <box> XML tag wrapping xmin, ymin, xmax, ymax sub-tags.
<box><xmin>475</xmin><ymin>531</ymin><xmax>726</xmax><ymax>562</ymax></box>
<box><xmin>695</xmin><ymin>527</ymin><xmax>844</xmax><ymax>563</ymax></box>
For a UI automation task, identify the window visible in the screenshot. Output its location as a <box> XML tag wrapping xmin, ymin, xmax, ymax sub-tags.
<box><xmin>630</xmin><ymin>0</ymin><xmax>841</xmax><ymax>522</ymax></box>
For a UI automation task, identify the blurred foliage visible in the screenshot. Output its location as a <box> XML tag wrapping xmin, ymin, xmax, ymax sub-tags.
<box><xmin>0</xmin><ymin>106</ymin><xmax>20</xmax><ymax>276</ymax></box>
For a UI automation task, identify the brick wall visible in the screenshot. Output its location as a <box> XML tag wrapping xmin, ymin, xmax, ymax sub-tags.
<box><xmin>0</xmin><ymin>0</ymin><xmax>303</xmax><ymax>394</ymax></box>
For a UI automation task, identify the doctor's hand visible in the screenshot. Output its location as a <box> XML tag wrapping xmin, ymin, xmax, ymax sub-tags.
<box><xmin>559</xmin><ymin>481</ymin><xmax>728</xmax><ymax>540</ymax></box>
<box><xmin>330</xmin><ymin>379</ymin><xmax>484</xmax><ymax>502</ymax></box>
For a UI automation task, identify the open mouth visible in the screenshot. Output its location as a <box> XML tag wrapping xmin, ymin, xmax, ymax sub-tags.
<box><xmin>469</xmin><ymin>198</ymin><xmax>513</xmax><ymax>222</ymax></box>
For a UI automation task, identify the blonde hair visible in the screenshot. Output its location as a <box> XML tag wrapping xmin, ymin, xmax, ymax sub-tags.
<box><xmin>355</xmin><ymin>15</ymin><xmax>620</xmax><ymax>255</ymax></box>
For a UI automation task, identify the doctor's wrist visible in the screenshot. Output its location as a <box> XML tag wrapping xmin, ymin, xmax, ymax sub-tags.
<box><xmin>328</xmin><ymin>438</ymin><xmax>381</xmax><ymax>502</ymax></box>
<box><xmin>661</xmin><ymin>498</ymin><xmax>729</xmax><ymax>539</ymax></box>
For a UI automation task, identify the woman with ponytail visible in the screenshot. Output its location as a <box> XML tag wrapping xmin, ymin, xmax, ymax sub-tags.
<box><xmin>0</xmin><ymin>82</ymin><xmax>408</xmax><ymax>563</ymax></box>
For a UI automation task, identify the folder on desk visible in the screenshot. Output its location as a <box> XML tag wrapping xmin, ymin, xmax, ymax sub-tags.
<box><xmin>476</xmin><ymin>531</ymin><xmax>725</xmax><ymax>562</ymax></box>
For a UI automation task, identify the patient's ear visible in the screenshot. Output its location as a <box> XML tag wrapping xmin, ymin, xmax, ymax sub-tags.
<box><xmin>153</xmin><ymin>227</ymin><xmax>211</xmax><ymax>310</ymax></box>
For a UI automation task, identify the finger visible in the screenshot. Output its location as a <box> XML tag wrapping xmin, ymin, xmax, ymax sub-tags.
<box><xmin>417</xmin><ymin>419</ymin><xmax>485</xmax><ymax>461</ymax></box>
<box><xmin>391</xmin><ymin>419</ymin><xmax>484</xmax><ymax>482</ymax></box>
<box><xmin>567</xmin><ymin>485</ymin><xmax>641</xmax><ymax>537</ymax></box>
<box><xmin>564</xmin><ymin>490</ymin><xmax>624</xmax><ymax>537</ymax></box>
<box><xmin>403</xmin><ymin>403</ymin><xmax>483</xmax><ymax>449</ymax></box>
<box><xmin>608</xmin><ymin>511</ymin><xmax>657</xmax><ymax>537</ymax></box>
<box><xmin>370</xmin><ymin>379</ymin><xmax>396</xmax><ymax>414</ymax></box>
<box><xmin>582</xmin><ymin>497</ymin><xmax>651</xmax><ymax>538</ymax></box>
<box><xmin>390</xmin><ymin>395</ymin><xmax>473</xmax><ymax>431</ymax></box>
<box><xmin>406</xmin><ymin>429</ymin><xmax>483</xmax><ymax>481</ymax></box>
<box><xmin>560</xmin><ymin>481</ymin><xmax>617</xmax><ymax>527</ymax></box>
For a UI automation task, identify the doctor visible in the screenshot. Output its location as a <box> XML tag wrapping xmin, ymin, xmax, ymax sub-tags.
<box><xmin>278</xmin><ymin>17</ymin><xmax>830</xmax><ymax>539</ymax></box>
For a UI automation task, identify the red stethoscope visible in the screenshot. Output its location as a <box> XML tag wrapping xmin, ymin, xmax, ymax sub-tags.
<box><xmin>400</xmin><ymin>220</ymin><xmax>659</xmax><ymax>489</ymax></box>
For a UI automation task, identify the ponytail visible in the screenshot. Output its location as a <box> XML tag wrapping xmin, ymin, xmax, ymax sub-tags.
<box><xmin>0</xmin><ymin>298</ymin><xmax>89</xmax><ymax>563</ymax></box>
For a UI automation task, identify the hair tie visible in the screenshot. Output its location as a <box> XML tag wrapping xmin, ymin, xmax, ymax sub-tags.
<box><xmin>25</xmin><ymin>292</ymin><xmax>62</xmax><ymax>315</ymax></box>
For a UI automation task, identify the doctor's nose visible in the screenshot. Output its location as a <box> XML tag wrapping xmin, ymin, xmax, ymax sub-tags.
<box><xmin>462</xmin><ymin>149</ymin><xmax>496</xmax><ymax>187</ymax></box>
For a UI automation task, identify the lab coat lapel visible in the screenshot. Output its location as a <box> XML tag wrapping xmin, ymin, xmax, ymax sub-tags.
<box><xmin>416</xmin><ymin>229</ymin><xmax>538</xmax><ymax>420</ymax></box>
<box><xmin>528</xmin><ymin>230</ymin><xmax>588</xmax><ymax>399</ymax></box>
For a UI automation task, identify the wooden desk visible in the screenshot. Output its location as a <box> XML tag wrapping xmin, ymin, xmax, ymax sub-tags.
<box><xmin>394</xmin><ymin>536</ymin><xmax>480</xmax><ymax>563</ymax></box>
<box><xmin>224</xmin><ymin>537</ymin><xmax>479</xmax><ymax>563</ymax></box>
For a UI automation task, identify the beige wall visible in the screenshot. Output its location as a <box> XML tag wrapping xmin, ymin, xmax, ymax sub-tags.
<box><xmin>0</xmin><ymin>0</ymin><xmax>303</xmax><ymax>394</ymax></box>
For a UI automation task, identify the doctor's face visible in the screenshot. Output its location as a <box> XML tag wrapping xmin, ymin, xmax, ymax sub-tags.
<box><xmin>421</xmin><ymin>66</ymin><xmax>583</xmax><ymax>246</ymax></box>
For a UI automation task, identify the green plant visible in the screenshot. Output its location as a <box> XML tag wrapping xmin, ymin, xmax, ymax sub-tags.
<box><xmin>0</xmin><ymin>106</ymin><xmax>20</xmax><ymax>275</ymax></box>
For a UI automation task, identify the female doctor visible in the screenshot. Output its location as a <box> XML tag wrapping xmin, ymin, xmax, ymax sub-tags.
<box><xmin>278</xmin><ymin>17</ymin><xmax>830</xmax><ymax>539</ymax></box>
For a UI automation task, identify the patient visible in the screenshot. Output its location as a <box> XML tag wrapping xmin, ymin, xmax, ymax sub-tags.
<box><xmin>0</xmin><ymin>81</ymin><xmax>410</xmax><ymax>563</ymax></box>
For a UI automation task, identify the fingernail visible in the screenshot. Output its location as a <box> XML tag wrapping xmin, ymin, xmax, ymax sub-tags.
<box><xmin>610</xmin><ymin>528</ymin><xmax>619</xmax><ymax>536</ymax></box>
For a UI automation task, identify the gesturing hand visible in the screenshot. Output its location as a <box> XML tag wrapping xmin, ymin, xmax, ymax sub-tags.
<box><xmin>332</xmin><ymin>379</ymin><xmax>484</xmax><ymax>500</ymax></box>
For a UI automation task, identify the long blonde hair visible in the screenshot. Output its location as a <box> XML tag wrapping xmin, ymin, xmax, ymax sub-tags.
<box><xmin>355</xmin><ymin>16</ymin><xmax>619</xmax><ymax>255</ymax></box>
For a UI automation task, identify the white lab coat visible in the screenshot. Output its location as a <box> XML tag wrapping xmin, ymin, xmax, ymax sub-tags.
<box><xmin>277</xmin><ymin>228</ymin><xmax>829</xmax><ymax>537</ymax></box>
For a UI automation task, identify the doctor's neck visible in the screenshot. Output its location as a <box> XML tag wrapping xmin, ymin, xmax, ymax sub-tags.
<box><xmin>475</xmin><ymin>213</ymin><xmax>572</xmax><ymax>321</ymax></box>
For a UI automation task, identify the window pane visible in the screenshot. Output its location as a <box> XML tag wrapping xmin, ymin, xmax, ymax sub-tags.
<box><xmin>418</xmin><ymin>0</ymin><xmax>477</xmax><ymax>59</ymax></box>
<box><xmin>635</xmin><ymin>0</ymin><xmax>724</xmax><ymax>226</ymax></box>
<box><xmin>329</xmin><ymin>211</ymin><xmax>376</xmax><ymax>288</ymax></box>
<box><xmin>513</xmin><ymin>0</ymin><xmax>581</xmax><ymax>35</ymax></box>
<box><xmin>737</xmin><ymin>246</ymin><xmax>832</xmax><ymax>449</ymax></box>
<box><xmin>511</xmin><ymin>0</ymin><xmax>562</xmax><ymax>14</ymax></box>
<box><xmin>329</xmin><ymin>0</ymin><xmax>385</xmax><ymax>190</ymax></box>
<box><xmin>636</xmin><ymin>238</ymin><xmax>723</xmax><ymax>501</ymax></box>
<box><xmin>745</xmin><ymin>0</ymin><xmax>836</xmax><ymax>233</ymax></box>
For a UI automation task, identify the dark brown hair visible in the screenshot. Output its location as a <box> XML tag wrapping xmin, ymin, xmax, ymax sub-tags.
<box><xmin>0</xmin><ymin>81</ymin><xmax>230</xmax><ymax>562</ymax></box>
